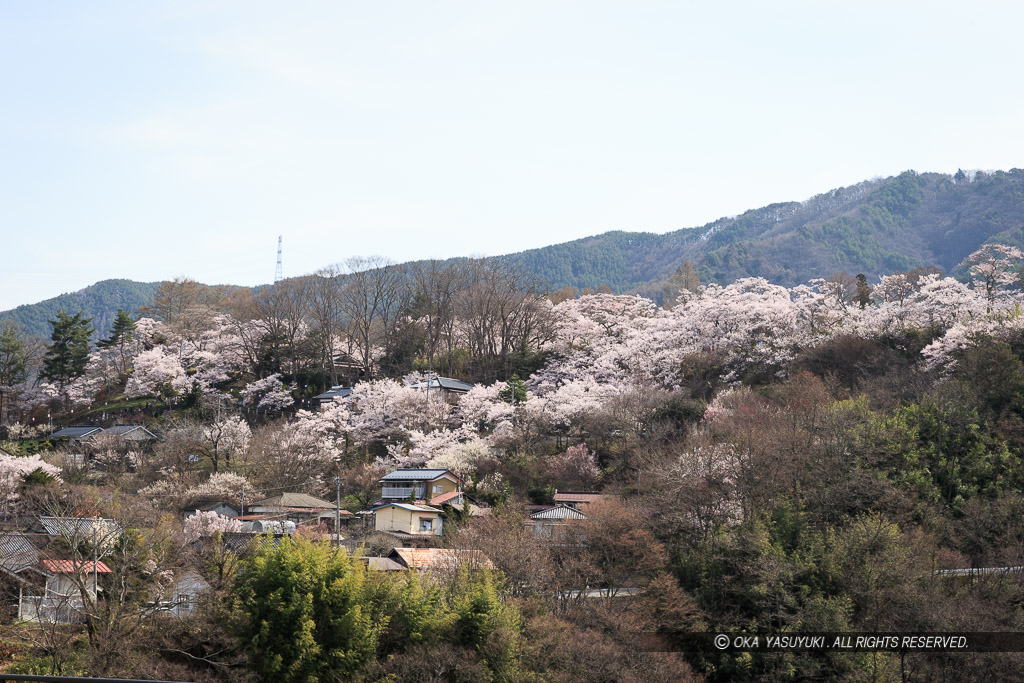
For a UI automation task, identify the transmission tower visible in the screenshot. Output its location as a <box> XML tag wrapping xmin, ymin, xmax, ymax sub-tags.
<box><xmin>274</xmin><ymin>236</ymin><xmax>283</xmax><ymax>283</ymax></box>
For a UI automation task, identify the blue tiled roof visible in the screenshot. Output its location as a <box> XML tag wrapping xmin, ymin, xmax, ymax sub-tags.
<box><xmin>409</xmin><ymin>377</ymin><xmax>474</xmax><ymax>392</ymax></box>
<box><xmin>50</xmin><ymin>426</ymin><xmax>104</xmax><ymax>439</ymax></box>
<box><xmin>381</xmin><ymin>468</ymin><xmax>454</xmax><ymax>482</ymax></box>
<box><xmin>313</xmin><ymin>386</ymin><xmax>353</xmax><ymax>400</ymax></box>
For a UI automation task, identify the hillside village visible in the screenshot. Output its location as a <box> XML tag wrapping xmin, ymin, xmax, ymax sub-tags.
<box><xmin>2</xmin><ymin>244</ymin><xmax>1024</xmax><ymax>679</ymax></box>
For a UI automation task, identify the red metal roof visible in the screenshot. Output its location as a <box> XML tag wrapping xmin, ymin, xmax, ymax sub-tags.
<box><xmin>41</xmin><ymin>560</ymin><xmax>112</xmax><ymax>574</ymax></box>
<box><xmin>552</xmin><ymin>491</ymin><xmax>603</xmax><ymax>504</ymax></box>
<box><xmin>429</xmin><ymin>491</ymin><xmax>461</xmax><ymax>505</ymax></box>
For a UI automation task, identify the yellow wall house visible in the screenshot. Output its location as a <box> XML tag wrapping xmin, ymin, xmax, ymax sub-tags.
<box><xmin>372</xmin><ymin>503</ymin><xmax>444</xmax><ymax>536</ymax></box>
<box><xmin>379</xmin><ymin>468</ymin><xmax>462</xmax><ymax>502</ymax></box>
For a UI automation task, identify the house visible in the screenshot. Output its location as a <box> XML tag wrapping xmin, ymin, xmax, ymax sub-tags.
<box><xmin>49</xmin><ymin>426</ymin><xmax>104</xmax><ymax>441</ymax></box>
<box><xmin>166</xmin><ymin>570</ymin><xmax>210</xmax><ymax>616</ymax></box>
<box><xmin>36</xmin><ymin>516</ymin><xmax>122</xmax><ymax>543</ymax></box>
<box><xmin>332</xmin><ymin>351</ymin><xmax>366</xmax><ymax>383</ymax></box>
<box><xmin>371</xmin><ymin>502</ymin><xmax>443</xmax><ymax>536</ymax></box>
<box><xmin>526</xmin><ymin>504</ymin><xmax>586</xmax><ymax>539</ymax></box>
<box><xmin>0</xmin><ymin>533</ymin><xmax>112</xmax><ymax>624</ymax></box>
<box><xmin>341</xmin><ymin>529</ymin><xmax>438</xmax><ymax>556</ymax></box>
<box><xmin>552</xmin><ymin>491</ymin><xmax>604</xmax><ymax>508</ymax></box>
<box><xmin>386</xmin><ymin>547</ymin><xmax>494</xmax><ymax>572</ymax></box>
<box><xmin>105</xmin><ymin>425</ymin><xmax>159</xmax><ymax>442</ymax></box>
<box><xmin>380</xmin><ymin>468</ymin><xmax>462</xmax><ymax>502</ymax></box>
<box><xmin>181</xmin><ymin>500</ymin><xmax>241</xmax><ymax>521</ymax></box>
<box><xmin>248</xmin><ymin>493</ymin><xmax>339</xmax><ymax>526</ymax></box>
<box><xmin>0</xmin><ymin>531</ymin><xmax>43</xmax><ymax>619</ymax></box>
<box><xmin>311</xmin><ymin>385</ymin><xmax>353</xmax><ymax>410</ymax></box>
<box><xmin>23</xmin><ymin>560</ymin><xmax>112</xmax><ymax>623</ymax></box>
<box><xmin>408</xmin><ymin>376</ymin><xmax>474</xmax><ymax>404</ymax></box>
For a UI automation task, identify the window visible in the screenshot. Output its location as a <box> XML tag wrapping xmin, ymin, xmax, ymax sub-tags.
<box><xmin>432</xmin><ymin>485</ymin><xmax>443</xmax><ymax>494</ymax></box>
<box><xmin>419</xmin><ymin>518</ymin><xmax>433</xmax><ymax>532</ymax></box>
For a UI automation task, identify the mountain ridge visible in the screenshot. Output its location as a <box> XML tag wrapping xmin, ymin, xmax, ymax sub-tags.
<box><xmin>6</xmin><ymin>168</ymin><xmax>1024</xmax><ymax>337</ymax></box>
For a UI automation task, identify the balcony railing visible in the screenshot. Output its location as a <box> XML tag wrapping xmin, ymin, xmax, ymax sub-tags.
<box><xmin>381</xmin><ymin>486</ymin><xmax>425</xmax><ymax>499</ymax></box>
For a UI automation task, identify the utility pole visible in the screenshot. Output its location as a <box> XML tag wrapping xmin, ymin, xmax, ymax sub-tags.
<box><xmin>333</xmin><ymin>477</ymin><xmax>342</xmax><ymax>548</ymax></box>
<box><xmin>92</xmin><ymin>520</ymin><xmax>98</xmax><ymax>600</ymax></box>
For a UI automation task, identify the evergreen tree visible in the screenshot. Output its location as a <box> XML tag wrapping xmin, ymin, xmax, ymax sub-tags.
<box><xmin>97</xmin><ymin>308</ymin><xmax>137</xmax><ymax>377</ymax></box>
<box><xmin>498</xmin><ymin>374</ymin><xmax>528</xmax><ymax>405</ymax></box>
<box><xmin>41</xmin><ymin>310</ymin><xmax>93</xmax><ymax>389</ymax></box>
<box><xmin>0</xmin><ymin>321</ymin><xmax>29</xmax><ymax>422</ymax></box>
<box><xmin>854</xmin><ymin>273</ymin><xmax>872</xmax><ymax>309</ymax></box>
<box><xmin>0</xmin><ymin>322</ymin><xmax>28</xmax><ymax>388</ymax></box>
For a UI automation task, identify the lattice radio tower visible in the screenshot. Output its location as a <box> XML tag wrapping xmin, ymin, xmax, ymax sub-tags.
<box><xmin>274</xmin><ymin>236</ymin><xmax>283</xmax><ymax>283</ymax></box>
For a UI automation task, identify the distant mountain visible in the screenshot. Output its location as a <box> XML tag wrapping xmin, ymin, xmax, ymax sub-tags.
<box><xmin>506</xmin><ymin>169</ymin><xmax>1024</xmax><ymax>299</ymax></box>
<box><xmin>5</xmin><ymin>169</ymin><xmax>1024</xmax><ymax>337</ymax></box>
<box><xmin>0</xmin><ymin>279</ymin><xmax>159</xmax><ymax>339</ymax></box>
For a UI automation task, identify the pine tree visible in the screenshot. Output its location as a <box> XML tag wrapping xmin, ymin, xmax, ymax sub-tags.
<box><xmin>854</xmin><ymin>273</ymin><xmax>872</xmax><ymax>309</ymax></box>
<box><xmin>97</xmin><ymin>309</ymin><xmax>137</xmax><ymax>377</ymax></box>
<box><xmin>0</xmin><ymin>322</ymin><xmax>28</xmax><ymax>388</ymax></box>
<box><xmin>0</xmin><ymin>321</ymin><xmax>29</xmax><ymax>422</ymax></box>
<box><xmin>41</xmin><ymin>311</ymin><xmax>93</xmax><ymax>390</ymax></box>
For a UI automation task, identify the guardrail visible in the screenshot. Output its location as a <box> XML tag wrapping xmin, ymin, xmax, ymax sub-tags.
<box><xmin>0</xmin><ymin>675</ymin><xmax>191</xmax><ymax>683</ymax></box>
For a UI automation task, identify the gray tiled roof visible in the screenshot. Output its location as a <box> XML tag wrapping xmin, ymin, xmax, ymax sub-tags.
<box><xmin>409</xmin><ymin>377</ymin><xmax>474</xmax><ymax>392</ymax></box>
<box><xmin>39</xmin><ymin>516</ymin><xmax>122</xmax><ymax>539</ymax></box>
<box><xmin>106</xmin><ymin>425</ymin><xmax>158</xmax><ymax>439</ymax></box>
<box><xmin>251</xmin><ymin>493</ymin><xmax>335</xmax><ymax>509</ymax></box>
<box><xmin>313</xmin><ymin>386</ymin><xmax>353</xmax><ymax>401</ymax></box>
<box><xmin>50</xmin><ymin>426</ymin><xmax>104</xmax><ymax>439</ymax></box>
<box><xmin>0</xmin><ymin>532</ymin><xmax>39</xmax><ymax>573</ymax></box>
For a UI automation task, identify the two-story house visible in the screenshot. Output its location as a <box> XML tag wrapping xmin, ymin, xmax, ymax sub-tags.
<box><xmin>379</xmin><ymin>468</ymin><xmax>462</xmax><ymax>503</ymax></box>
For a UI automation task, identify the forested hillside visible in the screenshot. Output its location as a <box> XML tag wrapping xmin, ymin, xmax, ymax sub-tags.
<box><xmin>6</xmin><ymin>168</ymin><xmax>1024</xmax><ymax>336</ymax></box>
<box><xmin>0</xmin><ymin>280</ymin><xmax>159</xmax><ymax>340</ymax></box>
<box><xmin>509</xmin><ymin>169</ymin><xmax>1024</xmax><ymax>298</ymax></box>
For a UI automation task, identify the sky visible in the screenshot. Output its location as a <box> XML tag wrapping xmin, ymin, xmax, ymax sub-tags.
<box><xmin>3</xmin><ymin>1</ymin><xmax>1024</xmax><ymax>311</ymax></box>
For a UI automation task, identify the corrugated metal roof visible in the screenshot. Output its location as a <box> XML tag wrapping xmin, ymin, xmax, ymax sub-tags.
<box><xmin>251</xmin><ymin>493</ymin><xmax>335</xmax><ymax>509</ymax></box>
<box><xmin>50</xmin><ymin>426</ymin><xmax>104</xmax><ymax>439</ymax></box>
<box><xmin>429</xmin><ymin>491</ymin><xmax>462</xmax><ymax>505</ymax></box>
<box><xmin>41</xmin><ymin>560</ymin><xmax>112</xmax><ymax>574</ymax></box>
<box><xmin>313</xmin><ymin>386</ymin><xmax>354</xmax><ymax>401</ymax></box>
<box><xmin>552</xmin><ymin>491</ymin><xmax>603</xmax><ymax>505</ymax></box>
<box><xmin>530</xmin><ymin>504</ymin><xmax>586</xmax><ymax>520</ymax></box>
<box><xmin>371</xmin><ymin>503</ymin><xmax>441</xmax><ymax>513</ymax></box>
<box><xmin>381</xmin><ymin>468</ymin><xmax>458</xmax><ymax>482</ymax></box>
<box><xmin>389</xmin><ymin>547</ymin><xmax>493</xmax><ymax>570</ymax></box>
<box><xmin>40</xmin><ymin>516</ymin><xmax>122</xmax><ymax>539</ymax></box>
<box><xmin>0</xmin><ymin>532</ymin><xmax>40</xmax><ymax>573</ymax></box>
<box><xmin>409</xmin><ymin>377</ymin><xmax>474</xmax><ymax>392</ymax></box>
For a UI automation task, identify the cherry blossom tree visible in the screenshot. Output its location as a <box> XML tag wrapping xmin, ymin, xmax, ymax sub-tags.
<box><xmin>183</xmin><ymin>510</ymin><xmax>242</xmax><ymax>542</ymax></box>
<box><xmin>125</xmin><ymin>348</ymin><xmax>188</xmax><ymax>400</ymax></box>
<box><xmin>241</xmin><ymin>373</ymin><xmax>294</xmax><ymax>410</ymax></box>
<box><xmin>199</xmin><ymin>414</ymin><xmax>251</xmax><ymax>473</ymax></box>
<box><xmin>546</xmin><ymin>443</ymin><xmax>600</xmax><ymax>490</ymax></box>
<box><xmin>0</xmin><ymin>452</ymin><xmax>61</xmax><ymax>519</ymax></box>
<box><xmin>967</xmin><ymin>243</ymin><xmax>1024</xmax><ymax>309</ymax></box>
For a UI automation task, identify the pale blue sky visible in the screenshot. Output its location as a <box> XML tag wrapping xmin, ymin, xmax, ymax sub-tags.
<box><xmin>3</xmin><ymin>1</ymin><xmax>1023</xmax><ymax>311</ymax></box>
